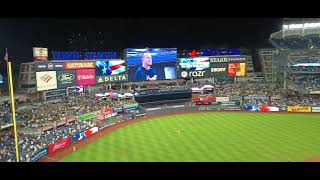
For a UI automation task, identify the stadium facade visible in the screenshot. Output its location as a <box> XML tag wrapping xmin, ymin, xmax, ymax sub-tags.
<box><xmin>269</xmin><ymin>18</ymin><xmax>320</xmax><ymax>94</ymax></box>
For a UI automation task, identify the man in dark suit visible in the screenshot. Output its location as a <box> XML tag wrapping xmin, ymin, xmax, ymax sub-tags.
<box><xmin>134</xmin><ymin>50</ymin><xmax>157</xmax><ymax>81</ymax></box>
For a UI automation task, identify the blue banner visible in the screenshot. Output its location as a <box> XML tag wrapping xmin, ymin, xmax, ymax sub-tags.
<box><xmin>72</xmin><ymin>131</ymin><xmax>86</xmax><ymax>143</ymax></box>
<box><xmin>243</xmin><ymin>105</ymin><xmax>260</xmax><ymax>111</ymax></box>
<box><xmin>113</xmin><ymin>107</ymin><xmax>123</xmax><ymax>113</ymax></box>
<box><xmin>30</xmin><ymin>148</ymin><xmax>48</xmax><ymax>162</ymax></box>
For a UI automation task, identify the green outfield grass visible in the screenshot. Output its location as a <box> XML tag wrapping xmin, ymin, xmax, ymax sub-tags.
<box><xmin>62</xmin><ymin>112</ymin><xmax>320</xmax><ymax>162</ymax></box>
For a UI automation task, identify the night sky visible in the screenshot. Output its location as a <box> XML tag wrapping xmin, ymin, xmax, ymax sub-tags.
<box><xmin>0</xmin><ymin>18</ymin><xmax>283</xmax><ymax>74</ymax></box>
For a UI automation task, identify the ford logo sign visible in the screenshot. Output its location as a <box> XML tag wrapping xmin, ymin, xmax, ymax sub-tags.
<box><xmin>58</xmin><ymin>73</ymin><xmax>75</xmax><ymax>82</ymax></box>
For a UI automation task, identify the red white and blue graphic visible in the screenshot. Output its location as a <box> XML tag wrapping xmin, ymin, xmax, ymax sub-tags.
<box><xmin>75</xmin><ymin>131</ymin><xmax>86</xmax><ymax>141</ymax></box>
<box><xmin>244</xmin><ymin>105</ymin><xmax>279</xmax><ymax>112</ymax></box>
<box><xmin>96</xmin><ymin>60</ymin><xmax>126</xmax><ymax>75</ymax></box>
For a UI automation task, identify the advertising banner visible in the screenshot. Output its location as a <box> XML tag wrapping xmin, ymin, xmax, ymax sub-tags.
<box><xmin>205</xmin><ymin>106</ymin><xmax>219</xmax><ymax>111</ymax></box>
<box><xmin>216</xmin><ymin>97</ymin><xmax>230</xmax><ymax>102</ymax></box>
<box><xmin>79</xmin><ymin>111</ymin><xmax>100</xmax><ymax>121</ymax></box>
<box><xmin>57</xmin><ymin>70</ymin><xmax>76</xmax><ymax>89</ymax></box>
<box><xmin>84</xmin><ymin>126</ymin><xmax>99</xmax><ymax>137</ymax></box>
<box><xmin>196</xmin><ymin>101</ymin><xmax>211</xmax><ymax>105</ymax></box>
<box><xmin>96</xmin><ymin>74</ymin><xmax>128</xmax><ymax>84</ymax></box>
<box><xmin>230</xmin><ymin>96</ymin><xmax>242</xmax><ymax>102</ymax></box>
<box><xmin>33</xmin><ymin>47</ymin><xmax>48</xmax><ymax>61</ymax></box>
<box><xmin>310</xmin><ymin>91</ymin><xmax>320</xmax><ymax>94</ymax></box>
<box><xmin>35</xmin><ymin>62</ymin><xmax>65</xmax><ymax>71</ymax></box>
<box><xmin>209</xmin><ymin>56</ymin><xmax>246</xmax><ymax>63</ymax></box>
<box><xmin>312</xmin><ymin>107</ymin><xmax>320</xmax><ymax>112</ymax></box>
<box><xmin>259</xmin><ymin>106</ymin><xmax>280</xmax><ymax>112</ymax></box>
<box><xmin>65</xmin><ymin>61</ymin><xmax>95</xmax><ymax>70</ymax></box>
<box><xmin>244</xmin><ymin>105</ymin><xmax>279</xmax><ymax>112</ymax></box>
<box><xmin>287</xmin><ymin>106</ymin><xmax>312</xmax><ymax>113</ymax></box>
<box><xmin>48</xmin><ymin>137</ymin><xmax>71</xmax><ymax>154</ymax></box>
<box><xmin>210</xmin><ymin>63</ymin><xmax>228</xmax><ymax>77</ymax></box>
<box><xmin>36</xmin><ymin>71</ymin><xmax>58</xmax><ymax>91</ymax></box>
<box><xmin>123</xmin><ymin>103</ymin><xmax>139</xmax><ymax>109</ymax></box>
<box><xmin>221</xmin><ymin>102</ymin><xmax>239</xmax><ymax>105</ymax></box>
<box><xmin>113</xmin><ymin>107</ymin><xmax>123</xmax><ymax>113</ymax></box>
<box><xmin>101</xmin><ymin>108</ymin><xmax>113</xmax><ymax>115</ymax></box>
<box><xmin>30</xmin><ymin>148</ymin><xmax>48</xmax><ymax>162</ymax></box>
<box><xmin>192</xmin><ymin>97</ymin><xmax>216</xmax><ymax>102</ymax></box>
<box><xmin>73</xmin><ymin>131</ymin><xmax>86</xmax><ymax>142</ymax></box>
<box><xmin>244</xmin><ymin>96</ymin><xmax>269</xmax><ymax>100</ymax></box>
<box><xmin>228</xmin><ymin>63</ymin><xmax>246</xmax><ymax>77</ymax></box>
<box><xmin>220</xmin><ymin>106</ymin><xmax>241</xmax><ymax>110</ymax></box>
<box><xmin>227</xmin><ymin>63</ymin><xmax>237</xmax><ymax>77</ymax></box>
<box><xmin>76</xmin><ymin>69</ymin><xmax>96</xmax><ymax>86</ymax></box>
<box><xmin>178</xmin><ymin>57</ymin><xmax>211</xmax><ymax>78</ymax></box>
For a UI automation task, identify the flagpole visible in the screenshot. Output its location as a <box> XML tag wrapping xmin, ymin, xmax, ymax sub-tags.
<box><xmin>5</xmin><ymin>48</ymin><xmax>11</xmax><ymax>98</ymax></box>
<box><xmin>7</xmin><ymin>61</ymin><xmax>20</xmax><ymax>162</ymax></box>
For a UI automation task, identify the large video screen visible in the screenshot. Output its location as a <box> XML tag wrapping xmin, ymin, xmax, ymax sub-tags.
<box><xmin>177</xmin><ymin>57</ymin><xmax>210</xmax><ymax>78</ymax></box>
<box><xmin>127</xmin><ymin>48</ymin><xmax>177</xmax><ymax>81</ymax></box>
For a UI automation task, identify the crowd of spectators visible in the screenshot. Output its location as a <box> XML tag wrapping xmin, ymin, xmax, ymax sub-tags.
<box><xmin>283</xmin><ymin>95</ymin><xmax>320</xmax><ymax>106</ymax></box>
<box><xmin>13</xmin><ymin>93</ymin><xmax>136</xmax><ymax>131</ymax></box>
<box><xmin>291</xmin><ymin>66</ymin><xmax>320</xmax><ymax>72</ymax></box>
<box><xmin>0</xmin><ymin>118</ymin><xmax>97</xmax><ymax>162</ymax></box>
<box><xmin>288</xmin><ymin>74</ymin><xmax>320</xmax><ymax>91</ymax></box>
<box><xmin>0</xmin><ymin>133</ymin><xmax>15</xmax><ymax>162</ymax></box>
<box><xmin>289</xmin><ymin>56</ymin><xmax>320</xmax><ymax>64</ymax></box>
<box><xmin>1</xmin><ymin>90</ymin><xmax>138</xmax><ymax>162</ymax></box>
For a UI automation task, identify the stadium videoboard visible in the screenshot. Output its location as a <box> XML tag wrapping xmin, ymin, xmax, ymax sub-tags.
<box><xmin>126</xmin><ymin>48</ymin><xmax>177</xmax><ymax>81</ymax></box>
<box><xmin>209</xmin><ymin>55</ymin><xmax>247</xmax><ymax>77</ymax></box>
<box><xmin>177</xmin><ymin>57</ymin><xmax>210</xmax><ymax>78</ymax></box>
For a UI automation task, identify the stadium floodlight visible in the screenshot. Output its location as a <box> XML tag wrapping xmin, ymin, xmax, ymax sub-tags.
<box><xmin>283</xmin><ymin>25</ymin><xmax>289</xmax><ymax>30</ymax></box>
<box><xmin>283</xmin><ymin>22</ymin><xmax>320</xmax><ymax>30</ymax></box>
<box><xmin>304</xmin><ymin>22</ymin><xmax>320</xmax><ymax>28</ymax></box>
<box><xmin>288</xmin><ymin>24</ymin><xmax>303</xmax><ymax>29</ymax></box>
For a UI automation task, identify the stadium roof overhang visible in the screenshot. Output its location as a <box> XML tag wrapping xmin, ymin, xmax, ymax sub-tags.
<box><xmin>270</xmin><ymin>30</ymin><xmax>320</xmax><ymax>50</ymax></box>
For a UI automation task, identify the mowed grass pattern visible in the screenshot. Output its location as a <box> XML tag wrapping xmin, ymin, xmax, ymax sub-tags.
<box><xmin>62</xmin><ymin>112</ymin><xmax>320</xmax><ymax>162</ymax></box>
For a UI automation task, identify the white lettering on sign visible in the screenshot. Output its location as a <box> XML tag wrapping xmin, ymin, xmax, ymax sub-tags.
<box><xmin>211</xmin><ymin>68</ymin><xmax>226</xmax><ymax>72</ymax></box>
<box><xmin>189</xmin><ymin>71</ymin><xmax>205</xmax><ymax>77</ymax></box>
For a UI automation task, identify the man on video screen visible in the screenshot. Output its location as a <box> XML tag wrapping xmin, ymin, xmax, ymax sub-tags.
<box><xmin>134</xmin><ymin>50</ymin><xmax>157</xmax><ymax>81</ymax></box>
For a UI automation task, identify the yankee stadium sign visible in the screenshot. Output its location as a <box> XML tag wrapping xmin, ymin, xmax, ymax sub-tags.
<box><xmin>52</xmin><ymin>51</ymin><xmax>118</xmax><ymax>60</ymax></box>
